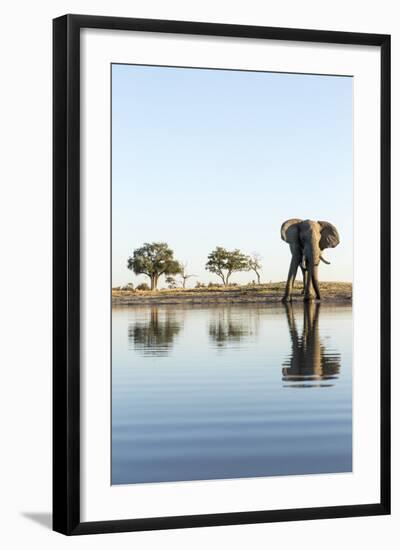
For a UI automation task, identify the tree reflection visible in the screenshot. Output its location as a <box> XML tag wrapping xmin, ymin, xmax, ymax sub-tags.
<box><xmin>282</xmin><ymin>302</ymin><xmax>341</xmax><ymax>388</ymax></box>
<box><xmin>128</xmin><ymin>307</ymin><xmax>182</xmax><ymax>357</ymax></box>
<box><xmin>208</xmin><ymin>308</ymin><xmax>258</xmax><ymax>348</ymax></box>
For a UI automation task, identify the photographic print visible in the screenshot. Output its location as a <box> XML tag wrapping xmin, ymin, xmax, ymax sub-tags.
<box><xmin>111</xmin><ymin>64</ymin><xmax>353</xmax><ymax>485</ymax></box>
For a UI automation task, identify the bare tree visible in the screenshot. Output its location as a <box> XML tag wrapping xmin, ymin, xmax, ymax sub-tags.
<box><xmin>179</xmin><ymin>262</ymin><xmax>196</xmax><ymax>289</ymax></box>
<box><xmin>248</xmin><ymin>253</ymin><xmax>262</xmax><ymax>285</ymax></box>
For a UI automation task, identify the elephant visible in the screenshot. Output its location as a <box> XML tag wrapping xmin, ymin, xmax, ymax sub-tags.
<box><xmin>281</xmin><ymin>218</ymin><xmax>340</xmax><ymax>301</ymax></box>
<box><xmin>282</xmin><ymin>301</ymin><xmax>341</xmax><ymax>387</ymax></box>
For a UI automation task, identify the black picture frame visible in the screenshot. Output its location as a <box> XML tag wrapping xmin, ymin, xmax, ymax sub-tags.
<box><xmin>53</xmin><ymin>14</ymin><xmax>391</xmax><ymax>536</ymax></box>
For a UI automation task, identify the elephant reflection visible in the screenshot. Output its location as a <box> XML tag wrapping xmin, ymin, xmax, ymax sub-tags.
<box><xmin>282</xmin><ymin>302</ymin><xmax>341</xmax><ymax>387</ymax></box>
<box><xmin>128</xmin><ymin>307</ymin><xmax>182</xmax><ymax>357</ymax></box>
<box><xmin>208</xmin><ymin>308</ymin><xmax>259</xmax><ymax>348</ymax></box>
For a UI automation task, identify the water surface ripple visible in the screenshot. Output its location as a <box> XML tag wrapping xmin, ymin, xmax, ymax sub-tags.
<box><xmin>112</xmin><ymin>302</ymin><xmax>352</xmax><ymax>484</ymax></box>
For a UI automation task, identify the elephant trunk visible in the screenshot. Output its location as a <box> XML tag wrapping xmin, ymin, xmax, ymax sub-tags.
<box><xmin>311</xmin><ymin>265</ymin><xmax>321</xmax><ymax>300</ymax></box>
<box><xmin>307</xmin><ymin>239</ymin><xmax>322</xmax><ymax>299</ymax></box>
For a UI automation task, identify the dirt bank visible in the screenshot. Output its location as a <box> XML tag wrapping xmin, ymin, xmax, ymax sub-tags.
<box><xmin>112</xmin><ymin>282</ymin><xmax>352</xmax><ymax>306</ymax></box>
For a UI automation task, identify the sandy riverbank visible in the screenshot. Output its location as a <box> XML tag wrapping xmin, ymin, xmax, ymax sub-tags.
<box><xmin>112</xmin><ymin>282</ymin><xmax>352</xmax><ymax>306</ymax></box>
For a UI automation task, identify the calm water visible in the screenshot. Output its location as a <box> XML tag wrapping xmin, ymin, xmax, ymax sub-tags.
<box><xmin>112</xmin><ymin>302</ymin><xmax>352</xmax><ymax>485</ymax></box>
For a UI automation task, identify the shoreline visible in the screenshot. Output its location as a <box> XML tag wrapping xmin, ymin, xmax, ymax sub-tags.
<box><xmin>112</xmin><ymin>282</ymin><xmax>352</xmax><ymax>306</ymax></box>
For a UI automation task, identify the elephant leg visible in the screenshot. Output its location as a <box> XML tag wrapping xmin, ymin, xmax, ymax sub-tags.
<box><xmin>300</xmin><ymin>266</ymin><xmax>307</xmax><ymax>294</ymax></box>
<box><xmin>305</xmin><ymin>270</ymin><xmax>310</xmax><ymax>294</ymax></box>
<box><xmin>283</xmin><ymin>255</ymin><xmax>300</xmax><ymax>301</ymax></box>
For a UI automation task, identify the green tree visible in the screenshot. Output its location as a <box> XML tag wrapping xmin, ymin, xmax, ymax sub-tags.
<box><xmin>205</xmin><ymin>247</ymin><xmax>249</xmax><ymax>286</ymax></box>
<box><xmin>248</xmin><ymin>253</ymin><xmax>262</xmax><ymax>284</ymax></box>
<box><xmin>127</xmin><ymin>242</ymin><xmax>180</xmax><ymax>290</ymax></box>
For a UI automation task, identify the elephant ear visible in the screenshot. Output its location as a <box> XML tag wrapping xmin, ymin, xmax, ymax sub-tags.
<box><xmin>318</xmin><ymin>221</ymin><xmax>340</xmax><ymax>250</ymax></box>
<box><xmin>281</xmin><ymin>219</ymin><xmax>302</xmax><ymax>244</ymax></box>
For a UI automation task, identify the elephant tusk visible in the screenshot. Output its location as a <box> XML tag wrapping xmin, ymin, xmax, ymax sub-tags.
<box><xmin>320</xmin><ymin>254</ymin><xmax>330</xmax><ymax>265</ymax></box>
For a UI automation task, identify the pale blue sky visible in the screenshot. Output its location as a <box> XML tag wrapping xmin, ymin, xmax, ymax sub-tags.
<box><xmin>112</xmin><ymin>64</ymin><xmax>352</xmax><ymax>287</ymax></box>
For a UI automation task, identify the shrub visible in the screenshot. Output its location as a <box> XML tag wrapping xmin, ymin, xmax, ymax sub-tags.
<box><xmin>117</xmin><ymin>283</ymin><xmax>135</xmax><ymax>291</ymax></box>
<box><xmin>136</xmin><ymin>282</ymin><xmax>150</xmax><ymax>291</ymax></box>
<box><xmin>165</xmin><ymin>276</ymin><xmax>177</xmax><ymax>289</ymax></box>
